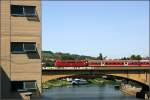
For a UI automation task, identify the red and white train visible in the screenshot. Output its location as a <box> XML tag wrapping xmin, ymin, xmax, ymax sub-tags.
<box><xmin>55</xmin><ymin>60</ymin><xmax>150</xmax><ymax>67</ymax></box>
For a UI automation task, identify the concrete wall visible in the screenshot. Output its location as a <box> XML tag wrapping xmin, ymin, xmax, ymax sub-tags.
<box><xmin>0</xmin><ymin>0</ymin><xmax>42</xmax><ymax>99</ymax></box>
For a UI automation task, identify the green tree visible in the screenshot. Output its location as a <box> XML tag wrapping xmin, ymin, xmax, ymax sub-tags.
<box><xmin>130</xmin><ymin>55</ymin><xmax>136</xmax><ymax>60</ymax></box>
<box><xmin>120</xmin><ymin>57</ymin><xmax>129</xmax><ymax>60</ymax></box>
<box><xmin>136</xmin><ymin>55</ymin><xmax>142</xmax><ymax>60</ymax></box>
<box><xmin>97</xmin><ymin>53</ymin><xmax>103</xmax><ymax>60</ymax></box>
<box><xmin>130</xmin><ymin>55</ymin><xmax>142</xmax><ymax>60</ymax></box>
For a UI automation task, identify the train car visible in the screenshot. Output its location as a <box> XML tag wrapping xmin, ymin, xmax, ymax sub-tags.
<box><xmin>54</xmin><ymin>60</ymin><xmax>88</xmax><ymax>67</ymax></box>
<box><xmin>54</xmin><ymin>60</ymin><xmax>150</xmax><ymax>67</ymax></box>
<box><xmin>102</xmin><ymin>60</ymin><xmax>125</xmax><ymax>67</ymax></box>
<box><xmin>88</xmin><ymin>60</ymin><xmax>101</xmax><ymax>67</ymax></box>
<box><xmin>125</xmin><ymin>60</ymin><xmax>150</xmax><ymax>67</ymax></box>
<box><xmin>88</xmin><ymin>60</ymin><xmax>126</xmax><ymax>67</ymax></box>
<box><xmin>138</xmin><ymin>60</ymin><xmax>150</xmax><ymax>67</ymax></box>
<box><xmin>128</xmin><ymin>60</ymin><xmax>141</xmax><ymax>67</ymax></box>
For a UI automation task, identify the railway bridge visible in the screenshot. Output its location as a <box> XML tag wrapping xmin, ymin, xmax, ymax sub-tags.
<box><xmin>42</xmin><ymin>67</ymin><xmax>150</xmax><ymax>89</ymax></box>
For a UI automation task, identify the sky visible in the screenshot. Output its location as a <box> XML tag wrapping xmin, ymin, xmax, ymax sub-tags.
<box><xmin>42</xmin><ymin>1</ymin><xmax>149</xmax><ymax>58</ymax></box>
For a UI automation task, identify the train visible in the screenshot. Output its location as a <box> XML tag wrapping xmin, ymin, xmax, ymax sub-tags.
<box><xmin>54</xmin><ymin>60</ymin><xmax>150</xmax><ymax>67</ymax></box>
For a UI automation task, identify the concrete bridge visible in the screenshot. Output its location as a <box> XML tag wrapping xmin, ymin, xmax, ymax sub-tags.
<box><xmin>42</xmin><ymin>67</ymin><xmax>149</xmax><ymax>88</ymax></box>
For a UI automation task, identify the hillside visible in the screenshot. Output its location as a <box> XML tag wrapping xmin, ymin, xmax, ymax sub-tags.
<box><xmin>42</xmin><ymin>51</ymin><xmax>97</xmax><ymax>66</ymax></box>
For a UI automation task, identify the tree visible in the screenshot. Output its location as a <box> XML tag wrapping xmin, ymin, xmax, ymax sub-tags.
<box><xmin>120</xmin><ymin>57</ymin><xmax>129</xmax><ymax>60</ymax></box>
<box><xmin>130</xmin><ymin>55</ymin><xmax>142</xmax><ymax>60</ymax></box>
<box><xmin>97</xmin><ymin>53</ymin><xmax>103</xmax><ymax>60</ymax></box>
<box><xmin>136</xmin><ymin>55</ymin><xmax>142</xmax><ymax>60</ymax></box>
<box><xmin>130</xmin><ymin>55</ymin><xmax>136</xmax><ymax>60</ymax></box>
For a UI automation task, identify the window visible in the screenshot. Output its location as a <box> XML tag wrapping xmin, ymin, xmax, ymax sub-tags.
<box><xmin>24</xmin><ymin>6</ymin><xmax>36</xmax><ymax>16</ymax></box>
<box><xmin>11</xmin><ymin>81</ymin><xmax>36</xmax><ymax>91</ymax></box>
<box><xmin>11</xmin><ymin>5</ymin><xmax>23</xmax><ymax>15</ymax></box>
<box><xmin>11</xmin><ymin>42</ymin><xmax>23</xmax><ymax>53</ymax></box>
<box><xmin>11</xmin><ymin>5</ymin><xmax>36</xmax><ymax>16</ymax></box>
<box><xmin>24</xmin><ymin>81</ymin><xmax>36</xmax><ymax>89</ymax></box>
<box><xmin>11</xmin><ymin>81</ymin><xmax>24</xmax><ymax>91</ymax></box>
<box><xmin>24</xmin><ymin>43</ymin><xmax>36</xmax><ymax>52</ymax></box>
<box><xmin>11</xmin><ymin>42</ymin><xmax>36</xmax><ymax>53</ymax></box>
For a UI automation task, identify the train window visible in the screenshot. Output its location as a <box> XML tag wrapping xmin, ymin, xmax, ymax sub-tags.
<box><xmin>146</xmin><ymin>62</ymin><xmax>149</xmax><ymax>64</ymax></box>
<box><xmin>134</xmin><ymin>62</ymin><xmax>137</xmax><ymax>64</ymax></box>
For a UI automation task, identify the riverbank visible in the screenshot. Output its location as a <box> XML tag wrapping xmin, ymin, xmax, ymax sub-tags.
<box><xmin>42</xmin><ymin>79</ymin><xmax>71</xmax><ymax>89</ymax></box>
<box><xmin>120</xmin><ymin>83</ymin><xmax>141</xmax><ymax>96</ymax></box>
<box><xmin>42</xmin><ymin>78</ymin><xmax>121</xmax><ymax>89</ymax></box>
<box><xmin>87</xmin><ymin>78</ymin><xmax>120</xmax><ymax>85</ymax></box>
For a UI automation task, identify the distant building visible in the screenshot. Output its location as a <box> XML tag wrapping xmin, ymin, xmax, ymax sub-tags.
<box><xmin>0</xmin><ymin>0</ymin><xmax>42</xmax><ymax>99</ymax></box>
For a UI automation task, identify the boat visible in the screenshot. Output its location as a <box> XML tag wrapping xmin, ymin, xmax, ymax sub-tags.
<box><xmin>71</xmin><ymin>78</ymin><xmax>88</xmax><ymax>85</ymax></box>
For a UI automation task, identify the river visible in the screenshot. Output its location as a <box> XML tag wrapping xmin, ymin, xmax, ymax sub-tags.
<box><xmin>42</xmin><ymin>84</ymin><xmax>142</xmax><ymax>100</ymax></box>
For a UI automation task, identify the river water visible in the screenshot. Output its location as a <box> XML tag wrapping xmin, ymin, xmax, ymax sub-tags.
<box><xmin>42</xmin><ymin>84</ymin><xmax>142</xmax><ymax>100</ymax></box>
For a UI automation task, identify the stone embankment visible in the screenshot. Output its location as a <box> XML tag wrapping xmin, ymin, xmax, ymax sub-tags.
<box><xmin>120</xmin><ymin>83</ymin><xmax>141</xmax><ymax>96</ymax></box>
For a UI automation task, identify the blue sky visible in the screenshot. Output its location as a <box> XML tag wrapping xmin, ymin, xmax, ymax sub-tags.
<box><xmin>42</xmin><ymin>1</ymin><xmax>149</xmax><ymax>58</ymax></box>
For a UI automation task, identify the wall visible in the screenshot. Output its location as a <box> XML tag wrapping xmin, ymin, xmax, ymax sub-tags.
<box><xmin>0</xmin><ymin>0</ymin><xmax>42</xmax><ymax>99</ymax></box>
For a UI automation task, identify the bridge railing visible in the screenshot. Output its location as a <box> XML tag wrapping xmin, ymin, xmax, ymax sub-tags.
<box><xmin>42</xmin><ymin>66</ymin><xmax>149</xmax><ymax>70</ymax></box>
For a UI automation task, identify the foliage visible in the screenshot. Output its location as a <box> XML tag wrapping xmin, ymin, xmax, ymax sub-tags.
<box><xmin>42</xmin><ymin>79</ymin><xmax>70</xmax><ymax>88</ymax></box>
<box><xmin>97</xmin><ymin>53</ymin><xmax>103</xmax><ymax>60</ymax></box>
<box><xmin>42</xmin><ymin>51</ymin><xmax>97</xmax><ymax>66</ymax></box>
<box><xmin>42</xmin><ymin>51</ymin><xmax>144</xmax><ymax>67</ymax></box>
<box><xmin>120</xmin><ymin>55</ymin><xmax>142</xmax><ymax>60</ymax></box>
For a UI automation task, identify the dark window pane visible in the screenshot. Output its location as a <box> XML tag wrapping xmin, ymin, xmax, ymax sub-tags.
<box><xmin>11</xmin><ymin>81</ymin><xmax>24</xmax><ymax>91</ymax></box>
<box><xmin>24</xmin><ymin>81</ymin><xmax>36</xmax><ymax>89</ymax></box>
<box><xmin>24</xmin><ymin>43</ymin><xmax>36</xmax><ymax>51</ymax></box>
<box><xmin>11</xmin><ymin>42</ymin><xmax>23</xmax><ymax>52</ymax></box>
<box><xmin>11</xmin><ymin>5</ymin><xmax>23</xmax><ymax>15</ymax></box>
<box><xmin>24</xmin><ymin>6</ymin><xmax>35</xmax><ymax>16</ymax></box>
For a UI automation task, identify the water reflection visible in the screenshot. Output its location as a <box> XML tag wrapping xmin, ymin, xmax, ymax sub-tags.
<box><xmin>42</xmin><ymin>84</ymin><xmax>141</xmax><ymax>100</ymax></box>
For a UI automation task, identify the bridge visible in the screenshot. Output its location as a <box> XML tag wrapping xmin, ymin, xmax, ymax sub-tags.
<box><xmin>42</xmin><ymin>66</ymin><xmax>149</xmax><ymax>89</ymax></box>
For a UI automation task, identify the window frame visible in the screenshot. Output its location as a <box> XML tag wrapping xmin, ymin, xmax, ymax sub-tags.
<box><xmin>23</xmin><ymin>81</ymin><xmax>37</xmax><ymax>90</ymax></box>
<box><xmin>11</xmin><ymin>42</ymin><xmax>24</xmax><ymax>53</ymax></box>
<box><xmin>11</xmin><ymin>42</ymin><xmax>36</xmax><ymax>54</ymax></box>
<box><xmin>11</xmin><ymin>81</ymin><xmax>37</xmax><ymax>91</ymax></box>
<box><xmin>11</xmin><ymin>5</ymin><xmax>36</xmax><ymax>17</ymax></box>
<box><xmin>24</xmin><ymin>6</ymin><xmax>36</xmax><ymax>16</ymax></box>
<box><xmin>23</xmin><ymin>42</ymin><xmax>36</xmax><ymax>52</ymax></box>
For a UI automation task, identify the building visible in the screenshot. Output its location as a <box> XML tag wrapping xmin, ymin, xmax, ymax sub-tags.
<box><xmin>0</xmin><ymin>0</ymin><xmax>42</xmax><ymax>99</ymax></box>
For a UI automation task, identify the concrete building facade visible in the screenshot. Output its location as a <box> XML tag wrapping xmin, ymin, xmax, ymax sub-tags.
<box><xmin>0</xmin><ymin>0</ymin><xmax>42</xmax><ymax>99</ymax></box>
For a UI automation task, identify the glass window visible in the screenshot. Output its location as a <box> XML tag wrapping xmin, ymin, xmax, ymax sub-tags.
<box><xmin>24</xmin><ymin>81</ymin><xmax>36</xmax><ymax>89</ymax></box>
<box><xmin>11</xmin><ymin>5</ymin><xmax>23</xmax><ymax>15</ymax></box>
<box><xmin>11</xmin><ymin>42</ymin><xmax>23</xmax><ymax>52</ymax></box>
<box><xmin>11</xmin><ymin>81</ymin><xmax>24</xmax><ymax>91</ymax></box>
<box><xmin>11</xmin><ymin>5</ymin><xmax>36</xmax><ymax>16</ymax></box>
<box><xmin>11</xmin><ymin>81</ymin><xmax>36</xmax><ymax>91</ymax></box>
<box><xmin>11</xmin><ymin>42</ymin><xmax>36</xmax><ymax>53</ymax></box>
<box><xmin>24</xmin><ymin>42</ymin><xmax>36</xmax><ymax>52</ymax></box>
<box><xmin>24</xmin><ymin>6</ymin><xmax>36</xmax><ymax>16</ymax></box>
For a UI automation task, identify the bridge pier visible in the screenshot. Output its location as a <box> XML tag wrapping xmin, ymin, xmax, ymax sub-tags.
<box><xmin>136</xmin><ymin>84</ymin><xmax>150</xmax><ymax>99</ymax></box>
<box><xmin>136</xmin><ymin>91</ymin><xmax>149</xmax><ymax>99</ymax></box>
